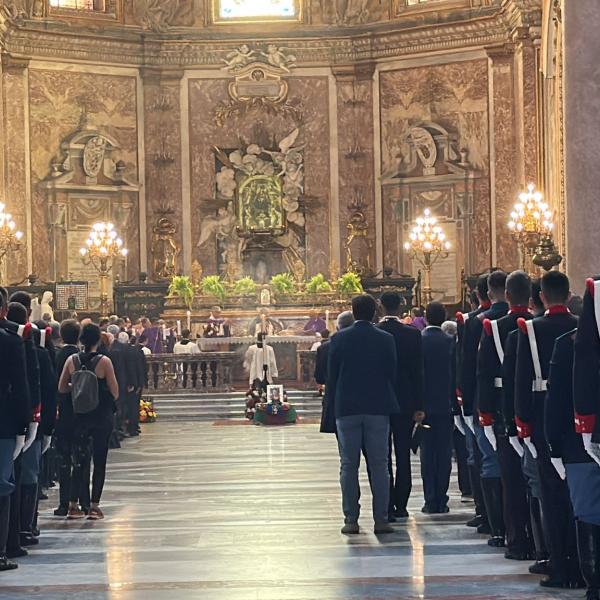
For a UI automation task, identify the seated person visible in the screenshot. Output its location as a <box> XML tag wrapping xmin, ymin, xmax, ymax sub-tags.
<box><xmin>304</xmin><ymin>310</ymin><xmax>327</xmax><ymax>334</ymax></box>
<box><xmin>247</xmin><ymin>308</ymin><xmax>283</xmax><ymax>337</ymax></box>
<box><xmin>203</xmin><ymin>306</ymin><xmax>231</xmax><ymax>338</ymax></box>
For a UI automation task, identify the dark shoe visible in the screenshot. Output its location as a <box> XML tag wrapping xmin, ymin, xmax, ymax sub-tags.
<box><xmin>437</xmin><ymin>506</ymin><xmax>450</xmax><ymax>514</ymax></box>
<box><xmin>477</xmin><ymin>522</ymin><xmax>491</xmax><ymax>535</ymax></box>
<box><xmin>504</xmin><ymin>549</ymin><xmax>532</xmax><ymax>561</ymax></box>
<box><xmin>421</xmin><ymin>505</ymin><xmax>436</xmax><ymax>514</ymax></box>
<box><xmin>487</xmin><ymin>536</ymin><xmax>505</xmax><ymax>548</ymax></box>
<box><xmin>540</xmin><ymin>576</ymin><xmax>570</xmax><ymax>589</ymax></box>
<box><xmin>53</xmin><ymin>505</ymin><xmax>68</xmax><ymax>517</ymax></box>
<box><xmin>341</xmin><ymin>522</ymin><xmax>359</xmax><ymax>535</ymax></box>
<box><xmin>394</xmin><ymin>509</ymin><xmax>409</xmax><ymax>519</ymax></box>
<box><xmin>387</xmin><ymin>514</ymin><xmax>397</xmax><ymax>523</ymax></box>
<box><xmin>466</xmin><ymin>514</ymin><xmax>484</xmax><ymax>528</ymax></box>
<box><xmin>529</xmin><ymin>560</ymin><xmax>551</xmax><ymax>575</ymax></box>
<box><xmin>19</xmin><ymin>533</ymin><xmax>39</xmax><ymax>547</ymax></box>
<box><xmin>5</xmin><ymin>547</ymin><xmax>27</xmax><ymax>559</ymax></box>
<box><xmin>0</xmin><ymin>555</ymin><xmax>18</xmax><ymax>571</ymax></box>
<box><xmin>31</xmin><ymin>527</ymin><xmax>40</xmax><ymax>537</ymax></box>
<box><xmin>374</xmin><ymin>521</ymin><xmax>394</xmax><ymax>534</ymax></box>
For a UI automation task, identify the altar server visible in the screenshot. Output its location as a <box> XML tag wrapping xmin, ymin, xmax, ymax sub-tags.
<box><xmin>244</xmin><ymin>333</ymin><xmax>278</xmax><ymax>389</ymax></box>
<box><xmin>515</xmin><ymin>270</ymin><xmax>580</xmax><ymax>588</ymax></box>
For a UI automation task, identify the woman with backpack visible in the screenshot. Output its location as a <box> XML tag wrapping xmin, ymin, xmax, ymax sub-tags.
<box><xmin>58</xmin><ymin>323</ymin><xmax>118</xmax><ymax>520</ymax></box>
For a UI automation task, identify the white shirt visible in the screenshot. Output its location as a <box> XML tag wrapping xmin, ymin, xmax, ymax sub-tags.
<box><xmin>244</xmin><ymin>343</ymin><xmax>278</xmax><ymax>385</ymax></box>
<box><xmin>173</xmin><ymin>340</ymin><xmax>200</xmax><ymax>355</ymax></box>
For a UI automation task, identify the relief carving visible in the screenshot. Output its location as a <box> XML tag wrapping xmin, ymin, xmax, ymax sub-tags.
<box><xmin>133</xmin><ymin>0</ymin><xmax>194</xmax><ymax>32</ymax></box>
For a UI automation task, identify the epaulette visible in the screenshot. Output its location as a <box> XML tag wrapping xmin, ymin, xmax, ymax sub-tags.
<box><xmin>517</xmin><ymin>317</ymin><xmax>528</xmax><ymax>335</ymax></box>
<box><xmin>39</xmin><ymin>326</ymin><xmax>52</xmax><ymax>348</ymax></box>
<box><xmin>483</xmin><ymin>318</ymin><xmax>492</xmax><ymax>337</ymax></box>
<box><xmin>456</xmin><ymin>312</ymin><xmax>467</xmax><ymax>326</ymax></box>
<box><xmin>17</xmin><ymin>322</ymin><xmax>32</xmax><ymax>340</ymax></box>
<box><xmin>587</xmin><ymin>278</ymin><xmax>595</xmax><ymax>296</ymax></box>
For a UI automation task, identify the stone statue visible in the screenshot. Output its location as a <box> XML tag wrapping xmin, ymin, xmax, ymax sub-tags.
<box><xmin>151</xmin><ymin>217</ymin><xmax>180</xmax><ymax>280</ymax></box>
<box><xmin>345</xmin><ymin>211</ymin><xmax>372</xmax><ymax>275</ymax></box>
<box><xmin>260</xmin><ymin>45</ymin><xmax>296</xmax><ymax>72</ymax></box>
<box><xmin>223</xmin><ymin>45</ymin><xmax>256</xmax><ymax>71</ymax></box>
<box><xmin>336</xmin><ymin>0</ymin><xmax>370</xmax><ymax>25</ymax></box>
<box><xmin>134</xmin><ymin>0</ymin><xmax>193</xmax><ymax>33</ymax></box>
<box><xmin>196</xmin><ymin>202</ymin><xmax>246</xmax><ymax>281</ymax></box>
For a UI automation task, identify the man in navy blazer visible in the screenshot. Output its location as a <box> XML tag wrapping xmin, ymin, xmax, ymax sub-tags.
<box><xmin>420</xmin><ymin>302</ymin><xmax>457</xmax><ymax>514</ymax></box>
<box><xmin>377</xmin><ymin>291</ymin><xmax>424</xmax><ymax>520</ymax></box>
<box><xmin>327</xmin><ymin>294</ymin><xmax>398</xmax><ymax>535</ymax></box>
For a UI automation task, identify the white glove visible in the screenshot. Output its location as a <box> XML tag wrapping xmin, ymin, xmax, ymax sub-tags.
<box><xmin>509</xmin><ymin>436</ymin><xmax>524</xmax><ymax>458</ymax></box>
<box><xmin>582</xmin><ymin>433</ymin><xmax>600</xmax><ymax>467</ymax></box>
<box><xmin>23</xmin><ymin>422</ymin><xmax>39</xmax><ymax>453</ymax></box>
<box><xmin>13</xmin><ymin>435</ymin><xmax>25</xmax><ymax>460</ymax></box>
<box><xmin>484</xmin><ymin>425</ymin><xmax>497</xmax><ymax>451</ymax></box>
<box><xmin>463</xmin><ymin>415</ymin><xmax>475</xmax><ymax>434</ymax></box>
<box><xmin>551</xmin><ymin>457</ymin><xmax>566</xmax><ymax>480</ymax></box>
<box><xmin>42</xmin><ymin>435</ymin><xmax>52</xmax><ymax>455</ymax></box>
<box><xmin>454</xmin><ymin>415</ymin><xmax>465</xmax><ymax>436</ymax></box>
<box><xmin>523</xmin><ymin>437</ymin><xmax>538</xmax><ymax>459</ymax></box>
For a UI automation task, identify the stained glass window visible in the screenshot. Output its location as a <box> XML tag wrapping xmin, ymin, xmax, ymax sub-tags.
<box><xmin>217</xmin><ymin>0</ymin><xmax>298</xmax><ymax>21</ymax></box>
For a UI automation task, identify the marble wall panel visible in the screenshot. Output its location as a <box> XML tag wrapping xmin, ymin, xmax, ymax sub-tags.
<box><xmin>2</xmin><ymin>66</ymin><xmax>29</xmax><ymax>282</ymax></box>
<box><xmin>379</xmin><ymin>59</ymin><xmax>492</xmax><ymax>274</ymax></box>
<box><xmin>142</xmin><ymin>80</ymin><xmax>183</xmax><ymax>278</ymax></box>
<box><xmin>337</xmin><ymin>78</ymin><xmax>375</xmax><ymax>273</ymax></box>
<box><xmin>28</xmin><ymin>69</ymin><xmax>139</xmax><ymax>280</ymax></box>
<box><xmin>188</xmin><ymin>75</ymin><xmax>331</xmax><ymax>278</ymax></box>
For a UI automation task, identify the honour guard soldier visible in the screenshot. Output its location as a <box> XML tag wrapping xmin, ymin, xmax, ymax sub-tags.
<box><xmin>465</xmin><ymin>270</ymin><xmax>509</xmax><ymax>547</ymax></box>
<box><xmin>478</xmin><ymin>271</ymin><xmax>532</xmax><ymax>559</ymax></box>
<box><xmin>456</xmin><ymin>273</ymin><xmax>491</xmax><ymax>533</ymax></box>
<box><xmin>515</xmin><ymin>270</ymin><xmax>580</xmax><ymax>588</ymax></box>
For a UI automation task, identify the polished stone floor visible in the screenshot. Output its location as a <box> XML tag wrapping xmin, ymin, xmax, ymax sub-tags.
<box><xmin>0</xmin><ymin>422</ymin><xmax>584</xmax><ymax>599</ymax></box>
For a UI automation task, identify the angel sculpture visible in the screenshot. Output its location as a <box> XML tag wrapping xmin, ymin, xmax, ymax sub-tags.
<box><xmin>261</xmin><ymin>45</ymin><xmax>296</xmax><ymax>73</ymax></box>
<box><xmin>223</xmin><ymin>45</ymin><xmax>256</xmax><ymax>71</ymax></box>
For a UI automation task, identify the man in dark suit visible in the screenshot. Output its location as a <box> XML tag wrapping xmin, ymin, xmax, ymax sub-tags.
<box><xmin>327</xmin><ymin>295</ymin><xmax>398</xmax><ymax>535</ymax></box>
<box><xmin>316</xmin><ymin>311</ymin><xmax>354</xmax><ymax>434</ymax></box>
<box><xmin>377</xmin><ymin>291</ymin><xmax>424</xmax><ymax>519</ymax></box>
<box><xmin>420</xmin><ymin>302</ymin><xmax>456</xmax><ymax>514</ymax></box>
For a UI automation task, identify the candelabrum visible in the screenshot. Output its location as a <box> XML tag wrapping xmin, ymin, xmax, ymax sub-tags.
<box><xmin>508</xmin><ymin>184</ymin><xmax>561</xmax><ymax>275</ymax></box>
<box><xmin>80</xmin><ymin>222</ymin><xmax>128</xmax><ymax>317</ymax></box>
<box><xmin>0</xmin><ymin>202</ymin><xmax>23</xmax><ymax>285</ymax></box>
<box><xmin>404</xmin><ymin>208</ymin><xmax>450</xmax><ymax>304</ymax></box>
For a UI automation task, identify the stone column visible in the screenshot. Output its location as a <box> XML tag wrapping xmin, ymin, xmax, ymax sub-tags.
<box><xmin>563</xmin><ymin>0</ymin><xmax>600</xmax><ymax>289</ymax></box>
<box><xmin>141</xmin><ymin>67</ymin><xmax>185</xmax><ymax>281</ymax></box>
<box><xmin>1</xmin><ymin>55</ymin><xmax>31</xmax><ymax>283</ymax></box>
<box><xmin>486</xmin><ymin>44</ymin><xmax>519</xmax><ymax>271</ymax></box>
<box><xmin>332</xmin><ymin>62</ymin><xmax>376</xmax><ymax>276</ymax></box>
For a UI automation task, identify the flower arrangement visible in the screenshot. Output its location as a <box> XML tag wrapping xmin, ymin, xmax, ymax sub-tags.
<box><xmin>337</xmin><ymin>271</ymin><xmax>364</xmax><ymax>296</ymax></box>
<box><xmin>168</xmin><ymin>275</ymin><xmax>195</xmax><ymax>310</ymax></box>
<box><xmin>200</xmin><ymin>275</ymin><xmax>227</xmax><ymax>302</ymax></box>
<box><xmin>270</xmin><ymin>272</ymin><xmax>296</xmax><ymax>295</ymax></box>
<box><xmin>245</xmin><ymin>388</ymin><xmax>291</xmax><ymax>421</ymax></box>
<box><xmin>139</xmin><ymin>399</ymin><xmax>157</xmax><ymax>423</ymax></box>
<box><xmin>232</xmin><ymin>276</ymin><xmax>258</xmax><ymax>297</ymax></box>
<box><xmin>306</xmin><ymin>273</ymin><xmax>333</xmax><ymax>294</ymax></box>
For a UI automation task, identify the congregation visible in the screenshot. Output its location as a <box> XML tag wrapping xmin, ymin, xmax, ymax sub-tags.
<box><xmin>317</xmin><ymin>271</ymin><xmax>600</xmax><ymax>600</ymax></box>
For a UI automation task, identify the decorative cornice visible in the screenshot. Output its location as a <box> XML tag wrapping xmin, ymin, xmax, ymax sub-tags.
<box><xmin>0</xmin><ymin>1</ymin><xmax>542</xmax><ymax>70</ymax></box>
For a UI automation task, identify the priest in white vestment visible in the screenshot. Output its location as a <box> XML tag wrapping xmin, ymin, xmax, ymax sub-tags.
<box><xmin>243</xmin><ymin>335</ymin><xmax>279</xmax><ymax>387</ymax></box>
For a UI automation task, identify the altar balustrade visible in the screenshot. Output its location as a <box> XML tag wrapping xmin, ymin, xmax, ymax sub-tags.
<box><xmin>145</xmin><ymin>352</ymin><xmax>235</xmax><ymax>394</ymax></box>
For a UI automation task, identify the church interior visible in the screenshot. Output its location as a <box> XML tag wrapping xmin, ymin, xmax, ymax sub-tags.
<box><xmin>0</xmin><ymin>0</ymin><xmax>599</xmax><ymax>598</ymax></box>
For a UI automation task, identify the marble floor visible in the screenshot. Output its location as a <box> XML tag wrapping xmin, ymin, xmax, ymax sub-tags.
<box><xmin>0</xmin><ymin>421</ymin><xmax>584</xmax><ymax>600</ymax></box>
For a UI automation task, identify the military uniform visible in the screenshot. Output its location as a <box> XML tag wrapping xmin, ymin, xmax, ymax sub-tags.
<box><xmin>456</xmin><ymin>302</ymin><xmax>490</xmax><ymax>530</ymax></box>
<box><xmin>0</xmin><ymin>325</ymin><xmax>30</xmax><ymax>570</ymax></box>
<box><xmin>464</xmin><ymin>300</ymin><xmax>508</xmax><ymax>546</ymax></box>
<box><xmin>515</xmin><ymin>305</ymin><xmax>579</xmax><ymax>587</ymax></box>
<box><xmin>478</xmin><ymin>306</ymin><xmax>532</xmax><ymax>558</ymax></box>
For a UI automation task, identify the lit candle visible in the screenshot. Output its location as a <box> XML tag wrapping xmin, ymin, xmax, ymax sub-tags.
<box><xmin>186</xmin><ymin>310</ymin><xmax>191</xmax><ymax>331</ymax></box>
<box><xmin>325</xmin><ymin>309</ymin><xmax>330</xmax><ymax>329</ymax></box>
<box><xmin>176</xmin><ymin>320</ymin><xmax>181</xmax><ymax>336</ymax></box>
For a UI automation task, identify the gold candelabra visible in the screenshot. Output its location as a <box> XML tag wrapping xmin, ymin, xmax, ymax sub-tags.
<box><xmin>0</xmin><ymin>202</ymin><xmax>23</xmax><ymax>285</ymax></box>
<box><xmin>508</xmin><ymin>184</ymin><xmax>562</xmax><ymax>275</ymax></box>
<box><xmin>80</xmin><ymin>222</ymin><xmax>128</xmax><ymax>317</ymax></box>
<box><xmin>404</xmin><ymin>208</ymin><xmax>450</xmax><ymax>304</ymax></box>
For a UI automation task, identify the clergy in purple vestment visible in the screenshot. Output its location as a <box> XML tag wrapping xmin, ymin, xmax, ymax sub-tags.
<box><xmin>304</xmin><ymin>310</ymin><xmax>327</xmax><ymax>334</ymax></box>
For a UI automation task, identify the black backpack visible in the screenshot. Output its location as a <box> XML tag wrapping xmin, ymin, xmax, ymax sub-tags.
<box><xmin>71</xmin><ymin>353</ymin><xmax>102</xmax><ymax>415</ymax></box>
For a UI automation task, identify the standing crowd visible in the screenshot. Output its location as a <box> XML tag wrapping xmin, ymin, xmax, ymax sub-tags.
<box><xmin>318</xmin><ymin>271</ymin><xmax>600</xmax><ymax>600</ymax></box>
<box><xmin>0</xmin><ymin>287</ymin><xmax>148</xmax><ymax>572</ymax></box>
